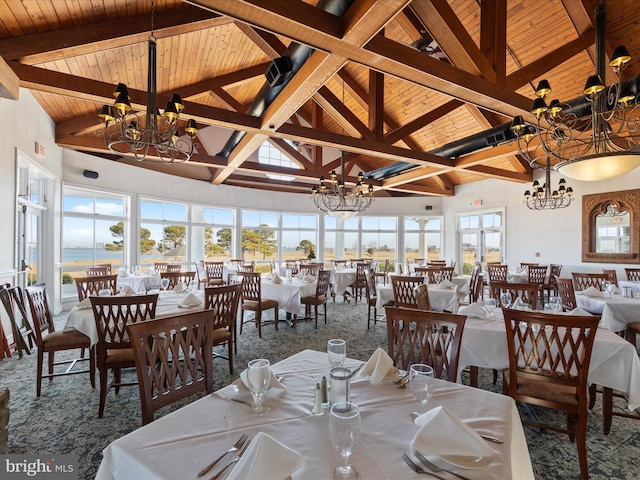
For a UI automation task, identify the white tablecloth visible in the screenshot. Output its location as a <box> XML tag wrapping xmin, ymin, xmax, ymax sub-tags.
<box><xmin>95</xmin><ymin>349</ymin><xmax>533</xmax><ymax>480</ymax></box>
<box><xmin>376</xmin><ymin>283</ymin><xmax>460</xmax><ymax>313</ymax></box>
<box><xmin>575</xmin><ymin>292</ymin><xmax>640</xmax><ymax>332</ymax></box>
<box><xmin>457</xmin><ymin>313</ymin><xmax>640</xmax><ymax>411</ymax></box>
<box><xmin>116</xmin><ymin>274</ymin><xmax>161</xmax><ymax>293</ymax></box>
<box><xmin>261</xmin><ymin>278</ymin><xmax>317</xmax><ymax>315</ymax></box>
<box><xmin>64</xmin><ymin>291</ymin><xmax>204</xmax><ymax>346</ymax></box>
<box><xmin>330</xmin><ymin>268</ymin><xmax>357</xmax><ymax>297</ymax></box>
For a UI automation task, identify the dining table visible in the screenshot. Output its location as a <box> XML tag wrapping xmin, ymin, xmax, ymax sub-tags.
<box><xmin>456</xmin><ymin>307</ymin><xmax>640</xmax><ymax>412</ymax></box>
<box><xmin>376</xmin><ymin>282</ymin><xmax>460</xmax><ymax>313</ymax></box>
<box><xmin>95</xmin><ymin>349</ymin><xmax>534</xmax><ymax>480</ymax></box>
<box><xmin>63</xmin><ymin>290</ymin><xmax>205</xmax><ymax>346</ymax></box>
<box><xmin>260</xmin><ymin>277</ymin><xmax>317</xmax><ymax>317</ymax></box>
<box><xmin>574</xmin><ymin>290</ymin><xmax>640</xmax><ymax>332</ymax></box>
<box><xmin>330</xmin><ymin>268</ymin><xmax>357</xmax><ymax>299</ymax></box>
<box><xmin>116</xmin><ymin>272</ymin><xmax>161</xmax><ymax>293</ymax></box>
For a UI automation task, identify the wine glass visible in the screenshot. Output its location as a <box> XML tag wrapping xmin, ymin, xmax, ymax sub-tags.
<box><xmin>408</xmin><ymin>364</ymin><xmax>434</xmax><ymax>416</ymax></box>
<box><xmin>606</xmin><ymin>282</ymin><xmax>616</xmax><ymax>297</ymax></box>
<box><xmin>483</xmin><ymin>298</ymin><xmax>497</xmax><ymax>314</ymax></box>
<box><xmin>434</xmin><ymin>272</ymin><xmax>442</xmax><ymax>285</ymax></box>
<box><xmin>328</xmin><ymin>339</ymin><xmax>346</xmax><ymax>368</ymax></box>
<box><xmin>160</xmin><ymin>277</ymin><xmax>170</xmax><ymax>292</ymax></box>
<box><xmin>499</xmin><ymin>292</ymin><xmax>512</xmax><ymax>308</ymax></box>
<box><xmin>247</xmin><ymin>359</ymin><xmax>271</xmax><ymax>416</ymax></box>
<box><xmin>601</xmin><ymin>280</ymin><xmax>611</xmax><ymax>297</ymax></box>
<box><xmin>329</xmin><ymin>402</ymin><xmax>361</xmax><ymax>480</ymax></box>
<box><xmin>548</xmin><ymin>296</ymin><xmax>562</xmax><ymax>312</ymax></box>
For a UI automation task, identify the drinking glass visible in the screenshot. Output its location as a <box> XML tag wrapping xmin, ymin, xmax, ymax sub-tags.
<box><xmin>160</xmin><ymin>278</ymin><xmax>170</xmax><ymax>291</ymax></box>
<box><xmin>434</xmin><ymin>273</ymin><xmax>442</xmax><ymax>285</ymax></box>
<box><xmin>483</xmin><ymin>298</ymin><xmax>497</xmax><ymax>313</ymax></box>
<box><xmin>606</xmin><ymin>282</ymin><xmax>616</xmax><ymax>297</ymax></box>
<box><xmin>328</xmin><ymin>339</ymin><xmax>346</xmax><ymax>368</ymax></box>
<box><xmin>500</xmin><ymin>292</ymin><xmax>512</xmax><ymax>308</ymax></box>
<box><xmin>602</xmin><ymin>280</ymin><xmax>611</xmax><ymax>297</ymax></box>
<box><xmin>329</xmin><ymin>402</ymin><xmax>361</xmax><ymax>480</ymax></box>
<box><xmin>247</xmin><ymin>359</ymin><xmax>271</xmax><ymax>416</ymax></box>
<box><xmin>408</xmin><ymin>364</ymin><xmax>434</xmax><ymax>416</ymax></box>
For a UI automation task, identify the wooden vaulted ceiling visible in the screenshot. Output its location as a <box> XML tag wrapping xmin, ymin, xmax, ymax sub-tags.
<box><xmin>1</xmin><ymin>0</ymin><xmax>638</xmax><ymax>198</ymax></box>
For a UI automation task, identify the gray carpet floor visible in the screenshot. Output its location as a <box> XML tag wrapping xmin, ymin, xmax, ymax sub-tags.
<box><xmin>1</xmin><ymin>300</ymin><xmax>639</xmax><ymax>479</ymax></box>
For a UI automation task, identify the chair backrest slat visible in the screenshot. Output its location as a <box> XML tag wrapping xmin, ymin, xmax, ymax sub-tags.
<box><xmin>624</xmin><ymin>267</ymin><xmax>640</xmax><ymax>281</ymax></box>
<box><xmin>74</xmin><ymin>275</ymin><xmax>118</xmax><ymax>301</ymax></box>
<box><xmin>555</xmin><ymin>277</ymin><xmax>577</xmax><ymax>311</ymax></box>
<box><xmin>490</xmin><ymin>281</ymin><xmax>539</xmax><ymax>308</ymax></box>
<box><xmin>571</xmin><ymin>272</ymin><xmax>608</xmax><ymax>291</ymax></box>
<box><xmin>160</xmin><ymin>271</ymin><xmax>196</xmax><ymax>290</ymax></box>
<box><xmin>390</xmin><ymin>275</ymin><xmax>424</xmax><ymax>308</ymax></box>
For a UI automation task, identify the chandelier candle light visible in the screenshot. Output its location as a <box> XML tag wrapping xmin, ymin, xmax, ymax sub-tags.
<box><xmin>523</xmin><ymin>156</ymin><xmax>573</xmax><ymax>210</ymax></box>
<box><xmin>98</xmin><ymin>0</ymin><xmax>198</xmax><ymax>163</ymax></box>
<box><xmin>511</xmin><ymin>0</ymin><xmax>640</xmax><ymax>182</ymax></box>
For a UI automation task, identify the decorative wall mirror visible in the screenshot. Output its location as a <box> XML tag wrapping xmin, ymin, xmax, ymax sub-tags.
<box><xmin>582</xmin><ymin>189</ymin><xmax>640</xmax><ymax>263</ymax></box>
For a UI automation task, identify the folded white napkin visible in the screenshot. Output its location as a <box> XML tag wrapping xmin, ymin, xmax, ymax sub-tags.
<box><xmin>227</xmin><ymin>432</ymin><xmax>303</xmax><ymax>480</ymax></box>
<box><xmin>567</xmin><ymin>307</ymin><xmax>593</xmax><ymax>316</ymax></box>
<box><xmin>359</xmin><ymin>347</ymin><xmax>398</xmax><ymax>384</ymax></box>
<box><xmin>271</xmin><ymin>275</ymin><xmax>282</xmax><ymax>284</ymax></box>
<box><xmin>233</xmin><ymin>369</ymin><xmax>286</xmax><ymax>393</ymax></box>
<box><xmin>302</xmin><ymin>275</ymin><xmax>315</xmax><ymax>283</ymax></box>
<box><xmin>119</xmin><ymin>285</ymin><xmax>137</xmax><ymax>296</ymax></box>
<box><xmin>579</xmin><ymin>286</ymin><xmax>603</xmax><ymax>297</ymax></box>
<box><xmin>412</xmin><ymin>406</ymin><xmax>493</xmax><ymax>459</ymax></box>
<box><xmin>459</xmin><ymin>302</ymin><xmax>488</xmax><ymax>319</ymax></box>
<box><xmin>77</xmin><ymin>297</ymin><xmax>92</xmax><ymax>309</ymax></box>
<box><xmin>180</xmin><ymin>292</ymin><xmax>202</xmax><ymax>307</ymax></box>
<box><xmin>116</xmin><ymin>267</ymin><xmax>128</xmax><ymax>277</ymax></box>
<box><xmin>173</xmin><ymin>281</ymin><xmax>188</xmax><ymax>292</ymax></box>
<box><xmin>439</xmin><ymin>279</ymin><xmax>455</xmax><ymax>289</ymax></box>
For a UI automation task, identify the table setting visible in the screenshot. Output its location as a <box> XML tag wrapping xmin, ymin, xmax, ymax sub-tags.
<box><xmin>96</xmin><ymin>341</ymin><xmax>534</xmax><ymax>480</ymax></box>
<box><xmin>376</xmin><ymin>281</ymin><xmax>460</xmax><ymax>313</ymax></box>
<box><xmin>574</xmin><ymin>285</ymin><xmax>640</xmax><ymax>332</ymax></box>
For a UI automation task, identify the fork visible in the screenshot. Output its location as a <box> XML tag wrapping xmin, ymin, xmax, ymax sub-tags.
<box><xmin>197</xmin><ymin>434</ymin><xmax>248</xmax><ymax>477</ymax></box>
<box><xmin>402</xmin><ymin>453</ymin><xmax>446</xmax><ymax>479</ymax></box>
<box><xmin>414</xmin><ymin>451</ymin><xmax>471</xmax><ymax>480</ymax></box>
<box><xmin>210</xmin><ymin>438</ymin><xmax>251</xmax><ymax>480</ymax></box>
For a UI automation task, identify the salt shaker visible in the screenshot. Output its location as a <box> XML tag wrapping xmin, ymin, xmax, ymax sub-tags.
<box><xmin>312</xmin><ymin>383</ymin><xmax>324</xmax><ymax>415</ymax></box>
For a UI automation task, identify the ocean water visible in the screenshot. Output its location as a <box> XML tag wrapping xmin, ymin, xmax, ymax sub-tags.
<box><xmin>63</xmin><ymin>248</ymin><xmax>170</xmax><ymax>264</ymax></box>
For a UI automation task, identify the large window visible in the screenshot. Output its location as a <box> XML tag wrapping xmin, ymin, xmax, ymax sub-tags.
<box><xmin>139</xmin><ymin>199</ymin><xmax>188</xmax><ymax>266</ymax></box>
<box><xmin>241</xmin><ymin>211</ymin><xmax>279</xmax><ymax>265</ymax></box>
<box><xmin>62</xmin><ymin>186</ymin><xmax>129</xmax><ymax>296</ymax></box>
<box><xmin>282</xmin><ymin>214</ymin><xmax>318</xmax><ymax>262</ymax></box>
<box><xmin>404</xmin><ymin>216</ymin><xmax>443</xmax><ymax>264</ymax></box>
<box><xmin>191</xmin><ymin>206</ymin><xmax>235</xmax><ymax>261</ymax></box>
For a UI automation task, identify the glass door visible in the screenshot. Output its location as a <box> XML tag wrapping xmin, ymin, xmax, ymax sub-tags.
<box><xmin>458</xmin><ymin>210</ymin><xmax>504</xmax><ymax>275</ymax></box>
<box><xmin>16</xmin><ymin>203</ymin><xmax>43</xmax><ymax>288</ymax></box>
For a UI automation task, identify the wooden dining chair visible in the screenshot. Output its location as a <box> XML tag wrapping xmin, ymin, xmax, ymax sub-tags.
<box><xmin>127</xmin><ymin>310</ymin><xmax>213</xmax><ymax>425</ymax></box>
<box><xmin>301</xmin><ymin>269</ymin><xmax>332</xmax><ymax>328</ymax></box>
<box><xmin>85</xmin><ymin>266</ymin><xmax>111</xmax><ymax>277</ymax></box>
<box><xmin>520</xmin><ymin>262</ymin><xmax>539</xmax><ymax>269</ymax></box>
<box><xmin>90</xmin><ymin>293</ymin><xmax>159</xmax><ymax>417</ymax></box>
<box><xmin>385</xmin><ymin>306</ymin><xmax>466</xmax><ymax>382</ymax></box>
<box><xmin>373</xmin><ymin>259</ymin><xmax>389</xmax><ymax>285</ymax></box>
<box><xmin>204</xmin><ymin>283</ymin><xmax>242</xmax><ymax>371</ymax></box>
<box><xmin>602</xmin><ymin>269</ymin><xmax>618</xmax><ymax>287</ymax></box>
<box><xmin>489</xmin><ymin>281</ymin><xmax>539</xmax><ymax>309</ymax></box>
<box><xmin>166</xmin><ymin>264</ymin><xmax>182</xmax><ymax>273</ymax></box>
<box><xmin>527</xmin><ymin>265</ymin><xmax>548</xmax><ymax>306</ymax></box>
<box><xmin>238</xmin><ymin>272</ymin><xmax>278</xmax><ymax>338</ymax></box>
<box><xmin>555</xmin><ymin>277</ymin><xmax>577</xmax><ymax>311</ymax></box>
<box><xmin>542</xmin><ymin>264</ymin><xmax>562</xmax><ymax>303</ymax></box>
<box><xmin>160</xmin><ymin>271</ymin><xmax>196</xmax><ymax>290</ymax></box>
<box><xmin>236</xmin><ymin>263</ymin><xmax>255</xmax><ymax>273</ymax></box>
<box><xmin>74</xmin><ymin>275</ymin><xmax>118</xmax><ymax>301</ymax></box>
<box><xmin>502</xmin><ymin>308</ymin><xmax>599</xmax><ymax>480</ymax></box>
<box><xmin>624</xmin><ymin>267</ymin><xmax>640</xmax><ymax>281</ymax></box>
<box><xmin>154</xmin><ymin>262</ymin><xmax>169</xmax><ymax>273</ymax></box>
<box><xmin>284</xmin><ymin>260</ymin><xmax>299</xmax><ymax>275</ymax></box>
<box><xmin>487</xmin><ymin>264</ymin><xmax>509</xmax><ymax>282</ymax></box>
<box><xmin>571</xmin><ymin>272</ymin><xmax>608</xmax><ymax>291</ymax></box>
<box><xmin>203</xmin><ymin>261</ymin><xmax>225</xmax><ymax>286</ymax></box>
<box><xmin>413</xmin><ymin>266</ymin><xmax>438</xmax><ymax>281</ymax></box>
<box><xmin>299</xmin><ymin>263</ymin><xmax>321</xmax><ymax>278</ymax></box>
<box><xmin>414</xmin><ymin>284</ymin><xmax>432</xmax><ymax>311</ymax></box>
<box><xmin>0</xmin><ymin>284</ymin><xmax>36</xmax><ymax>357</ymax></box>
<box><xmin>364</xmin><ymin>269</ymin><xmax>381</xmax><ymax>328</ymax></box>
<box><xmin>390</xmin><ymin>275</ymin><xmax>424</xmax><ymax>308</ymax></box>
<box><xmin>25</xmin><ymin>284</ymin><xmax>95</xmax><ymax>396</ymax></box>
<box><xmin>347</xmin><ymin>262</ymin><xmax>369</xmax><ymax>303</ymax></box>
<box><xmin>467</xmin><ymin>262</ymin><xmax>482</xmax><ymax>303</ymax></box>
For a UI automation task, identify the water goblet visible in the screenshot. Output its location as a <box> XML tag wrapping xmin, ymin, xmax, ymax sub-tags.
<box><xmin>434</xmin><ymin>273</ymin><xmax>442</xmax><ymax>285</ymax></box>
<box><xmin>499</xmin><ymin>292</ymin><xmax>512</xmax><ymax>308</ymax></box>
<box><xmin>328</xmin><ymin>339</ymin><xmax>346</xmax><ymax>368</ymax></box>
<box><xmin>329</xmin><ymin>402</ymin><xmax>361</xmax><ymax>480</ymax></box>
<box><xmin>160</xmin><ymin>277</ymin><xmax>170</xmax><ymax>292</ymax></box>
<box><xmin>606</xmin><ymin>282</ymin><xmax>616</xmax><ymax>297</ymax></box>
<box><xmin>408</xmin><ymin>364</ymin><xmax>434</xmax><ymax>417</ymax></box>
<box><xmin>483</xmin><ymin>298</ymin><xmax>497</xmax><ymax>314</ymax></box>
<box><xmin>602</xmin><ymin>280</ymin><xmax>611</xmax><ymax>297</ymax></box>
<box><xmin>247</xmin><ymin>359</ymin><xmax>271</xmax><ymax>416</ymax></box>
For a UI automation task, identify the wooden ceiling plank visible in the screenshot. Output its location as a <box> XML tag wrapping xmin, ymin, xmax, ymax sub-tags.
<box><xmin>0</xmin><ymin>6</ymin><xmax>230</xmax><ymax>64</ymax></box>
<box><xmin>234</xmin><ymin>22</ymin><xmax>286</xmax><ymax>59</ymax></box>
<box><xmin>313</xmin><ymin>85</ymin><xmax>373</xmax><ymax>140</ymax></box>
<box><xmin>384</xmin><ymin>99</ymin><xmax>463</xmax><ymax>145</ymax></box>
<box><xmin>464</xmin><ymin>164</ymin><xmax>531</xmax><ymax>182</ymax></box>
<box><xmin>411</xmin><ymin>0</ymin><xmax>496</xmax><ymax>81</ymax></box>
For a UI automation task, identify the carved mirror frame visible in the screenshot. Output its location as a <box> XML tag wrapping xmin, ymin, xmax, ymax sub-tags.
<box><xmin>582</xmin><ymin>188</ymin><xmax>640</xmax><ymax>263</ymax></box>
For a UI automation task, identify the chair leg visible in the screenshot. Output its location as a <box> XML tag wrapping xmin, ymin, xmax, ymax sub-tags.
<box><xmin>575</xmin><ymin>414</ymin><xmax>590</xmax><ymax>480</ymax></box>
<box><xmin>256</xmin><ymin>310</ymin><xmax>262</xmax><ymax>338</ymax></box>
<box><xmin>36</xmin><ymin>349</ymin><xmax>44</xmax><ymax>397</ymax></box>
<box><xmin>227</xmin><ymin>340</ymin><xmax>234</xmax><ymax>375</ymax></box>
<box><xmin>89</xmin><ymin>347</ymin><xmax>96</xmax><ymax>389</ymax></box>
<box><xmin>469</xmin><ymin>366</ymin><xmax>478</xmax><ymax>388</ymax></box>
<box><xmin>602</xmin><ymin>387</ymin><xmax>613</xmax><ymax>435</ymax></box>
<box><xmin>274</xmin><ymin>307</ymin><xmax>278</xmax><ymax>331</ymax></box>
<box><xmin>114</xmin><ymin>368</ymin><xmax>121</xmax><ymax>394</ymax></box>
<box><xmin>98</xmin><ymin>367</ymin><xmax>108</xmax><ymax>418</ymax></box>
<box><xmin>588</xmin><ymin>384</ymin><xmax>597</xmax><ymax>410</ymax></box>
<box><xmin>48</xmin><ymin>351</ymin><xmax>54</xmax><ymax>380</ymax></box>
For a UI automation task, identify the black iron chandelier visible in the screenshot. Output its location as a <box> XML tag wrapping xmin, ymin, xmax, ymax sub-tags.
<box><xmin>98</xmin><ymin>0</ymin><xmax>198</xmax><ymax>163</ymax></box>
<box><xmin>523</xmin><ymin>156</ymin><xmax>573</xmax><ymax>210</ymax></box>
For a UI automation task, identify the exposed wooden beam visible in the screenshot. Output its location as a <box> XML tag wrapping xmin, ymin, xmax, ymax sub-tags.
<box><xmin>368</xmin><ymin>70</ymin><xmax>384</xmax><ymax>140</ymax></box>
<box><xmin>0</xmin><ymin>55</ymin><xmax>19</xmax><ymax>99</ymax></box>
